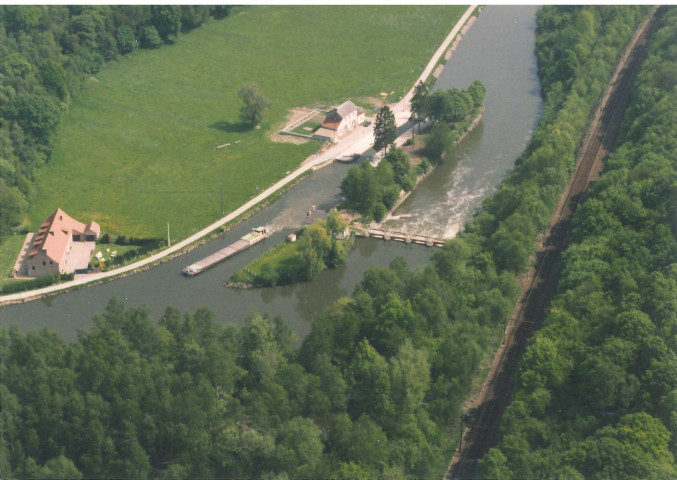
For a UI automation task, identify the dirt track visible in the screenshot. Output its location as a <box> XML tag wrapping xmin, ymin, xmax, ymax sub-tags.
<box><xmin>445</xmin><ymin>7</ymin><xmax>662</xmax><ymax>479</ymax></box>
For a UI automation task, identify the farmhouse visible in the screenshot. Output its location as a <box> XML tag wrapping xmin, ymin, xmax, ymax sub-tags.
<box><xmin>14</xmin><ymin>208</ymin><xmax>100</xmax><ymax>278</ymax></box>
<box><xmin>313</xmin><ymin>100</ymin><xmax>365</xmax><ymax>143</ymax></box>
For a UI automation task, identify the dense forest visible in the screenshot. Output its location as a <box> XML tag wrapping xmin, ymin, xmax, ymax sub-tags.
<box><xmin>0</xmin><ymin>5</ymin><xmax>230</xmax><ymax>238</ymax></box>
<box><xmin>478</xmin><ymin>7</ymin><xmax>677</xmax><ymax>479</ymax></box>
<box><xmin>0</xmin><ymin>5</ymin><xmax>666</xmax><ymax>479</ymax></box>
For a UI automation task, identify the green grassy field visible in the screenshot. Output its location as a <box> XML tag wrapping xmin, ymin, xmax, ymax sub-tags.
<box><xmin>292</xmin><ymin>119</ymin><xmax>323</xmax><ymax>135</ymax></box>
<box><xmin>28</xmin><ymin>6</ymin><xmax>466</xmax><ymax>241</ymax></box>
<box><xmin>0</xmin><ymin>234</ymin><xmax>27</xmax><ymax>288</ymax></box>
<box><xmin>234</xmin><ymin>239</ymin><xmax>300</xmax><ymax>280</ymax></box>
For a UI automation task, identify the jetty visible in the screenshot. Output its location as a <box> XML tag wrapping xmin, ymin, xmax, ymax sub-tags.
<box><xmin>353</xmin><ymin>227</ymin><xmax>445</xmax><ymax>247</ymax></box>
<box><xmin>183</xmin><ymin>227</ymin><xmax>268</xmax><ymax>275</ymax></box>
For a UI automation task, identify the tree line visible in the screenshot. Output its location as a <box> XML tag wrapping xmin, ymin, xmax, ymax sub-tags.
<box><xmin>0</xmin><ymin>6</ymin><xmax>660</xmax><ymax>478</ymax></box>
<box><xmin>478</xmin><ymin>6</ymin><xmax>676</xmax><ymax>478</ymax></box>
<box><xmin>0</xmin><ymin>6</ymin><xmax>231</xmax><ymax>239</ymax></box>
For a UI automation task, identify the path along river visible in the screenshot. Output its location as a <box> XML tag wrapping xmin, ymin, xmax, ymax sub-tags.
<box><xmin>0</xmin><ymin>6</ymin><xmax>542</xmax><ymax>341</ymax></box>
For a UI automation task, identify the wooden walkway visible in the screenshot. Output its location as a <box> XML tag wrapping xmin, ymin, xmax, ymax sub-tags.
<box><xmin>353</xmin><ymin>227</ymin><xmax>445</xmax><ymax>247</ymax></box>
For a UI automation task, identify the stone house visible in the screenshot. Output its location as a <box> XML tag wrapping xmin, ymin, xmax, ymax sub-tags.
<box><xmin>18</xmin><ymin>208</ymin><xmax>100</xmax><ymax>277</ymax></box>
<box><xmin>313</xmin><ymin>100</ymin><xmax>365</xmax><ymax>143</ymax></box>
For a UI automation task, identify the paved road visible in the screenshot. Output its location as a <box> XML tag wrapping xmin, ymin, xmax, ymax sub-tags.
<box><xmin>0</xmin><ymin>5</ymin><xmax>478</xmax><ymax>305</ymax></box>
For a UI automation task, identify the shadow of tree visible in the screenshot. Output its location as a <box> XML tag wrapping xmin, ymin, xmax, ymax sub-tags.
<box><xmin>209</xmin><ymin>121</ymin><xmax>250</xmax><ymax>133</ymax></box>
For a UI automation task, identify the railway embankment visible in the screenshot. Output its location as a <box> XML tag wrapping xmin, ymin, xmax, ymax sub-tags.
<box><xmin>446</xmin><ymin>6</ymin><xmax>662</xmax><ymax>478</ymax></box>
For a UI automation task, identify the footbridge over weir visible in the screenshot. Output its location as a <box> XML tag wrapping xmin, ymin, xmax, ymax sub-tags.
<box><xmin>353</xmin><ymin>227</ymin><xmax>446</xmax><ymax>247</ymax></box>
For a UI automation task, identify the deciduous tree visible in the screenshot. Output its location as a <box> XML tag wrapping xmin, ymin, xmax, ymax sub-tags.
<box><xmin>425</xmin><ymin>122</ymin><xmax>453</xmax><ymax>163</ymax></box>
<box><xmin>151</xmin><ymin>5</ymin><xmax>181</xmax><ymax>42</ymax></box>
<box><xmin>237</xmin><ymin>83</ymin><xmax>271</xmax><ymax>129</ymax></box>
<box><xmin>385</xmin><ymin>147</ymin><xmax>414</xmax><ymax>191</ymax></box>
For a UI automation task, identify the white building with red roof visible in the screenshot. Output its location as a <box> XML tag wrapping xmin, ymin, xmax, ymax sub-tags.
<box><xmin>14</xmin><ymin>208</ymin><xmax>100</xmax><ymax>277</ymax></box>
<box><xmin>313</xmin><ymin>100</ymin><xmax>365</xmax><ymax>143</ymax></box>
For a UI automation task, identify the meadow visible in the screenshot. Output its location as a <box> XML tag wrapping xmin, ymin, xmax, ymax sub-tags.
<box><xmin>0</xmin><ymin>235</ymin><xmax>26</xmax><ymax>282</ymax></box>
<box><xmin>230</xmin><ymin>238</ymin><xmax>301</xmax><ymax>286</ymax></box>
<box><xmin>27</xmin><ymin>6</ymin><xmax>465</xmax><ymax>241</ymax></box>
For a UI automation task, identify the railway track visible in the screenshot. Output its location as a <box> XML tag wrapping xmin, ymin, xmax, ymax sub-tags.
<box><xmin>445</xmin><ymin>7</ymin><xmax>663</xmax><ymax>479</ymax></box>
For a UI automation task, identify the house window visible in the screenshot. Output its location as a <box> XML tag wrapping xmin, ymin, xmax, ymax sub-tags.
<box><xmin>42</xmin><ymin>261</ymin><xmax>46</xmax><ymax>265</ymax></box>
<box><xmin>32</xmin><ymin>266</ymin><xmax>35</xmax><ymax>270</ymax></box>
<box><xmin>50</xmin><ymin>261</ymin><xmax>54</xmax><ymax>265</ymax></box>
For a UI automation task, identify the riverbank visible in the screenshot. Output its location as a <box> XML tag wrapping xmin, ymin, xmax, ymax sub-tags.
<box><xmin>229</xmin><ymin>105</ymin><xmax>484</xmax><ymax>290</ymax></box>
<box><xmin>226</xmin><ymin>214</ymin><xmax>355</xmax><ymax>289</ymax></box>
<box><xmin>0</xmin><ymin>5</ymin><xmax>479</xmax><ymax>307</ymax></box>
<box><xmin>381</xmin><ymin>109</ymin><xmax>484</xmax><ymax>225</ymax></box>
<box><xmin>0</xmin><ymin>170</ymin><xmax>316</xmax><ymax>305</ymax></box>
<box><xmin>1</xmin><ymin>5</ymin><xmax>542</xmax><ymax>345</ymax></box>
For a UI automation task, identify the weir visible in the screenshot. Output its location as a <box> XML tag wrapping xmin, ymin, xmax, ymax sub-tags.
<box><xmin>0</xmin><ymin>6</ymin><xmax>542</xmax><ymax>346</ymax></box>
<box><xmin>353</xmin><ymin>227</ymin><xmax>445</xmax><ymax>247</ymax></box>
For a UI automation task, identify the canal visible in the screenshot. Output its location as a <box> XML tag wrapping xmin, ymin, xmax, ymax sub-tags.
<box><xmin>0</xmin><ymin>6</ymin><xmax>543</xmax><ymax>341</ymax></box>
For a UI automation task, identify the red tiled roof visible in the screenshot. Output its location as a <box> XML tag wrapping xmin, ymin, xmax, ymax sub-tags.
<box><xmin>321</xmin><ymin>120</ymin><xmax>341</xmax><ymax>130</ymax></box>
<box><xmin>28</xmin><ymin>208</ymin><xmax>99</xmax><ymax>262</ymax></box>
<box><xmin>85</xmin><ymin>221</ymin><xmax>100</xmax><ymax>236</ymax></box>
<box><xmin>322</xmin><ymin>100</ymin><xmax>361</xmax><ymax>130</ymax></box>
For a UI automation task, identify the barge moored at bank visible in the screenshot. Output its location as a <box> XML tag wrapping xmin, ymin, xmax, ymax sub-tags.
<box><xmin>183</xmin><ymin>226</ymin><xmax>268</xmax><ymax>276</ymax></box>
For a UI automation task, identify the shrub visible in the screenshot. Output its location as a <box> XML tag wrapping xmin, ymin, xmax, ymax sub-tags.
<box><xmin>116</xmin><ymin>26</ymin><xmax>138</xmax><ymax>55</ymax></box>
<box><xmin>372</xmin><ymin>203</ymin><xmax>387</xmax><ymax>222</ymax></box>
<box><xmin>2</xmin><ymin>273</ymin><xmax>60</xmax><ymax>294</ymax></box>
<box><xmin>254</xmin><ymin>263</ymin><xmax>278</xmax><ymax>287</ymax></box>
<box><xmin>416</xmin><ymin>158</ymin><xmax>432</xmax><ymax>175</ymax></box>
<box><xmin>140</xmin><ymin>25</ymin><xmax>162</xmax><ymax>49</ymax></box>
<box><xmin>381</xmin><ymin>185</ymin><xmax>401</xmax><ymax>210</ymax></box>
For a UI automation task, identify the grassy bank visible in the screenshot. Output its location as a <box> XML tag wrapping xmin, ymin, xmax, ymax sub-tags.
<box><xmin>0</xmin><ymin>235</ymin><xmax>27</xmax><ymax>289</ymax></box>
<box><xmin>230</xmin><ymin>213</ymin><xmax>353</xmax><ymax>287</ymax></box>
<box><xmin>27</xmin><ymin>6</ymin><xmax>466</xmax><ymax>242</ymax></box>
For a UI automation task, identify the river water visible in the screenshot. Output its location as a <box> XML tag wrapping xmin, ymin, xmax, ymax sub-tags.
<box><xmin>0</xmin><ymin>6</ymin><xmax>542</xmax><ymax>341</ymax></box>
<box><xmin>384</xmin><ymin>5</ymin><xmax>542</xmax><ymax>238</ymax></box>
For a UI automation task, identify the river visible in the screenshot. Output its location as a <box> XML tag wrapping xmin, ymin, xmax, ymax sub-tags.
<box><xmin>0</xmin><ymin>6</ymin><xmax>542</xmax><ymax>341</ymax></box>
<box><xmin>383</xmin><ymin>5</ymin><xmax>542</xmax><ymax>238</ymax></box>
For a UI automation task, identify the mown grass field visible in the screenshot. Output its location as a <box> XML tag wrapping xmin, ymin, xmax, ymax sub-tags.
<box><xmin>0</xmin><ymin>234</ymin><xmax>27</xmax><ymax>288</ymax></box>
<box><xmin>292</xmin><ymin>119</ymin><xmax>323</xmax><ymax>135</ymax></box>
<box><xmin>28</xmin><ymin>5</ymin><xmax>466</xmax><ymax>241</ymax></box>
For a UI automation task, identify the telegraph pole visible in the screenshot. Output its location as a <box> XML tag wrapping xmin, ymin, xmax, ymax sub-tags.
<box><xmin>167</xmin><ymin>222</ymin><xmax>171</xmax><ymax>247</ymax></box>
